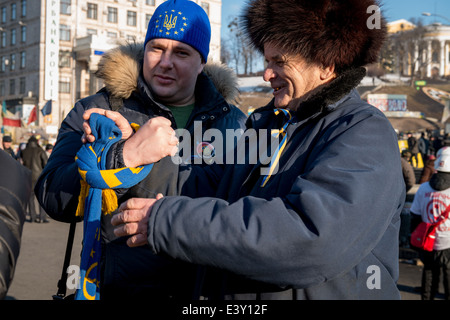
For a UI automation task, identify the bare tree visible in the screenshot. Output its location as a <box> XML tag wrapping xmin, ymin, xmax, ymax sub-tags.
<box><xmin>225</xmin><ymin>16</ymin><xmax>262</xmax><ymax>75</ymax></box>
<box><xmin>390</xmin><ymin>18</ymin><xmax>430</xmax><ymax>86</ymax></box>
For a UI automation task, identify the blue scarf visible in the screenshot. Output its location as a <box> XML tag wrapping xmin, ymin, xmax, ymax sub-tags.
<box><xmin>74</xmin><ymin>113</ymin><xmax>153</xmax><ymax>300</ymax></box>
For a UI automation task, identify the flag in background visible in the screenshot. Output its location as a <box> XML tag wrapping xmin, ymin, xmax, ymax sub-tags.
<box><xmin>41</xmin><ymin>100</ymin><xmax>52</xmax><ymax>116</ymax></box>
<box><xmin>27</xmin><ymin>106</ymin><xmax>37</xmax><ymax>125</ymax></box>
<box><xmin>1</xmin><ymin>100</ymin><xmax>6</xmax><ymax>115</ymax></box>
<box><xmin>1</xmin><ymin>100</ymin><xmax>21</xmax><ymax>128</ymax></box>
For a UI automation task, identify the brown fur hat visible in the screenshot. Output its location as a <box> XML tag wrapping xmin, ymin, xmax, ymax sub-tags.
<box><xmin>241</xmin><ymin>0</ymin><xmax>387</xmax><ymax>73</ymax></box>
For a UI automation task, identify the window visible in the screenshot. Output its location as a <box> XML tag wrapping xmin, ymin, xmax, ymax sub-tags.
<box><xmin>87</xmin><ymin>28</ymin><xmax>97</xmax><ymax>35</ymax></box>
<box><xmin>59</xmin><ymin>79</ymin><xmax>71</xmax><ymax>94</ymax></box>
<box><xmin>145</xmin><ymin>14</ymin><xmax>152</xmax><ymax>28</ymax></box>
<box><xmin>20</xmin><ymin>51</ymin><xmax>25</xmax><ymax>68</ymax></box>
<box><xmin>10</xmin><ymin>28</ymin><xmax>16</xmax><ymax>45</ymax></box>
<box><xmin>1</xmin><ymin>31</ymin><xmax>6</xmax><ymax>48</ymax></box>
<box><xmin>201</xmin><ymin>2</ymin><xmax>209</xmax><ymax>16</ymax></box>
<box><xmin>60</xmin><ymin>24</ymin><xmax>71</xmax><ymax>41</ymax></box>
<box><xmin>9</xmin><ymin>79</ymin><xmax>15</xmax><ymax>95</ymax></box>
<box><xmin>0</xmin><ymin>81</ymin><xmax>4</xmax><ymax>96</ymax></box>
<box><xmin>59</xmin><ymin>51</ymin><xmax>71</xmax><ymax>68</ymax></box>
<box><xmin>107</xmin><ymin>7</ymin><xmax>117</xmax><ymax>23</ymax></box>
<box><xmin>146</xmin><ymin>0</ymin><xmax>155</xmax><ymax>5</ymax></box>
<box><xmin>61</xmin><ymin>0</ymin><xmax>71</xmax><ymax>15</ymax></box>
<box><xmin>1</xmin><ymin>7</ymin><xmax>5</xmax><ymax>24</ymax></box>
<box><xmin>19</xmin><ymin>77</ymin><xmax>25</xmax><ymax>94</ymax></box>
<box><xmin>11</xmin><ymin>3</ymin><xmax>16</xmax><ymax>21</ymax></box>
<box><xmin>107</xmin><ymin>31</ymin><xmax>117</xmax><ymax>38</ymax></box>
<box><xmin>127</xmin><ymin>11</ymin><xmax>136</xmax><ymax>26</ymax></box>
<box><xmin>87</xmin><ymin>3</ymin><xmax>97</xmax><ymax>20</ymax></box>
<box><xmin>10</xmin><ymin>53</ymin><xmax>15</xmax><ymax>71</ymax></box>
<box><xmin>21</xmin><ymin>26</ymin><xmax>26</xmax><ymax>42</ymax></box>
<box><xmin>21</xmin><ymin>0</ymin><xmax>26</xmax><ymax>17</ymax></box>
<box><xmin>1</xmin><ymin>56</ymin><xmax>6</xmax><ymax>72</ymax></box>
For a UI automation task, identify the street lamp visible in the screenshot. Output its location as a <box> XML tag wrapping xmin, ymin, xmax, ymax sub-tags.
<box><xmin>422</xmin><ymin>12</ymin><xmax>450</xmax><ymax>24</ymax></box>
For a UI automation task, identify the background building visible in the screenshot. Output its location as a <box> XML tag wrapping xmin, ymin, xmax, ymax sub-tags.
<box><xmin>0</xmin><ymin>0</ymin><xmax>222</xmax><ymax>141</ymax></box>
<box><xmin>388</xmin><ymin>20</ymin><xmax>450</xmax><ymax>79</ymax></box>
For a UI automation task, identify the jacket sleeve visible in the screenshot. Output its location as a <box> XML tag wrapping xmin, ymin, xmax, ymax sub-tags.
<box><xmin>147</xmin><ymin>110</ymin><xmax>405</xmax><ymax>289</ymax></box>
<box><xmin>0</xmin><ymin>150</ymin><xmax>31</xmax><ymax>299</ymax></box>
<box><xmin>34</xmin><ymin>99</ymin><xmax>95</xmax><ymax>223</ymax></box>
<box><xmin>104</xmin><ymin>105</ymin><xmax>248</xmax><ymax>199</ymax></box>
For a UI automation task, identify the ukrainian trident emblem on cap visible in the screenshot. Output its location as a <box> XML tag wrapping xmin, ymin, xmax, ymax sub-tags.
<box><xmin>156</xmin><ymin>10</ymin><xmax>188</xmax><ymax>36</ymax></box>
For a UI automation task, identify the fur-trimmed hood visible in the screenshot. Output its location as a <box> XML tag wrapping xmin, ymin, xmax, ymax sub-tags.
<box><xmin>95</xmin><ymin>42</ymin><xmax>239</xmax><ymax>103</ymax></box>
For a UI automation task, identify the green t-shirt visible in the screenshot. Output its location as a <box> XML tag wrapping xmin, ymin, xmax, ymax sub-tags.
<box><xmin>166</xmin><ymin>104</ymin><xmax>195</xmax><ymax>129</ymax></box>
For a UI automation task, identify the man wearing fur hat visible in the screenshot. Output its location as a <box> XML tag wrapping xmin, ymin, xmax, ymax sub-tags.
<box><xmin>109</xmin><ymin>0</ymin><xmax>405</xmax><ymax>300</ymax></box>
<box><xmin>35</xmin><ymin>0</ymin><xmax>246</xmax><ymax>299</ymax></box>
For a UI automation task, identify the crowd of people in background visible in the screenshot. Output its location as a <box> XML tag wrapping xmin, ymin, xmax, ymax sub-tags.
<box><xmin>399</xmin><ymin>129</ymin><xmax>450</xmax><ymax>166</ymax></box>
<box><xmin>1</xmin><ymin>134</ymin><xmax>52</xmax><ymax>223</ymax></box>
<box><xmin>399</xmin><ymin>129</ymin><xmax>450</xmax><ymax>300</ymax></box>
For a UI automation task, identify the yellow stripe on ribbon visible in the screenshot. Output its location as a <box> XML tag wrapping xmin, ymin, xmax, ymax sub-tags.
<box><xmin>261</xmin><ymin>109</ymin><xmax>293</xmax><ymax>188</ymax></box>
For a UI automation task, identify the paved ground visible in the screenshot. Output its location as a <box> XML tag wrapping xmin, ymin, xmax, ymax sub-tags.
<box><xmin>4</xmin><ymin>217</ymin><xmax>446</xmax><ymax>300</ymax></box>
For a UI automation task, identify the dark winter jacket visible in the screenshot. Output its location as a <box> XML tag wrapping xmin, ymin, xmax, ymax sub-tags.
<box><xmin>401</xmin><ymin>158</ymin><xmax>416</xmax><ymax>192</ymax></box>
<box><xmin>0</xmin><ymin>149</ymin><xmax>31</xmax><ymax>299</ymax></box>
<box><xmin>147</xmin><ymin>67</ymin><xmax>405</xmax><ymax>300</ymax></box>
<box><xmin>35</xmin><ymin>43</ymin><xmax>247</xmax><ymax>299</ymax></box>
<box><xmin>21</xmin><ymin>136</ymin><xmax>48</xmax><ymax>186</ymax></box>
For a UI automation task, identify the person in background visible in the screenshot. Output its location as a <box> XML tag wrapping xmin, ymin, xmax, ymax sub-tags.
<box><xmin>2</xmin><ymin>136</ymin><xmax>17</xmax><ymax>160</ymax></box>
<box><xmin>401</xmin><ymin>150</ymin><xmax>416</xmax><ymax>192</ymax></box>
<box><xmin>21</xmin><ymin>136</ymin><xmax>49</xmax><ymax>223</ymax></box>
<box><xmin>400</xmin><ymin>150</ymin><xmax>416</xmax><ymax>248</ymax></box>
<box><xmin>0</xmin><ymin>149</ymin><xmax>31</xmax><ymax>299</ymax></box>
<box><xmin>418</xmin><ymin>132</ymin><xmax>429</xmax><ymax>163</ymax></box>
<box><xmin>45</xmin><ymin>143</ymin><xmax>53</xmax><ymax>159</ymax></box>
<box><xmin>419</xmin><ymin>155</ymin><xmax>436</xmax><ymax>184</ymax></box>
<box><xmin>408</xmin><ymin>132</ymin><xmax>420</xmax><ymax>167</ymax></box>
<box><xmin>410</xmin><ymin>146</ymin><xmax>450</xmax><ymax>300</ymax></box>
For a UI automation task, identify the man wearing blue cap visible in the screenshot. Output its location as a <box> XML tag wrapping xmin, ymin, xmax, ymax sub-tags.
<box><xmin>35</xmin><ymin>0</ymin><xmax>246</xmax><ymax>300</ymax></box>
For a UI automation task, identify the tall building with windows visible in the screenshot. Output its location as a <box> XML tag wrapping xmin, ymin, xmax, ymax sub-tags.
<box><xmin>0</xmin><ymin>0</ymin><xmax>221</xmax><ymax>139</ymax></box>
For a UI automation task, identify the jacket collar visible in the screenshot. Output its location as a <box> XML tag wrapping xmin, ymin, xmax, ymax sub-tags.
<box><xmin>295</xmin><ymin>67</ymin><xmax>366</xmax><ymax>120</ymax></box>
<box><xmin>95</xmin><ymin>42</ymin><xmax>239</xmax><ymax>104</ymax></box>
<box><xmin>135</xmin><ymin>70</ymin><xmax>230</xmax><ymax>117</ymax></box>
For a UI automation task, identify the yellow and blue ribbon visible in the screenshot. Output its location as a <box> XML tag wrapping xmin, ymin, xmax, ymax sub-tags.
<box><xmin>74</xmin><ymin>113</ymin><xmax>153</xmax><ymax>300</ymax></box>
<box><xmin>261</xmin><ymin>109</ymin><xmax>292</xmax><ymax>187</ymax></box>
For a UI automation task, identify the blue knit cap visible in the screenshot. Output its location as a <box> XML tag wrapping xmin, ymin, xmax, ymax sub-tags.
<box><xmin>144</xmin><ymin>0</ymin><xmax>211</xmax><ymax>62</ymax></box>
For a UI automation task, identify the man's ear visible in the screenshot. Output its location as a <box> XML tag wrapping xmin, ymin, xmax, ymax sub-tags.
<box><xmin>320</xmin><ymin>64</ymin><xmax>336</xmax><ymax>82</ymax></box>
<box><xmin>198</xmin><ymin>61</ymin><xmax>206</xmax><ymax>75</ymax></box>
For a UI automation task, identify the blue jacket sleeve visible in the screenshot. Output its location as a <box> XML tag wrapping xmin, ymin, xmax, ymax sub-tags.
<box><xmin>147</xmin><ymin>110</ymin><xmax>405</xmax><ymax>289</ymax></box>
<box><xmin>34</xmin><ymin>100</ymin><xmax>93</xmax><ymax>222</ymax></box>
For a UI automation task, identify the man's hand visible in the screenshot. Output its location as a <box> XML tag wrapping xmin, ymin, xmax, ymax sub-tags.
<box><xmin>81</xmin><ymin>108</ymin><xmax>179</xmax><ymax>167</ymax></box>
<box><xmin>111</xmin><ymin>195</ymin><xmax>163</xmax><ymax>247</ymax></box>
<box><xmin>122</xmin><ymin>117</ymin><xmax>178</xmax><ymax>167</ymax></box>
<box><xmin>82</xmin><ymin>108</ymin><xmax>134</xmax><ymax>143</ymax></box>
